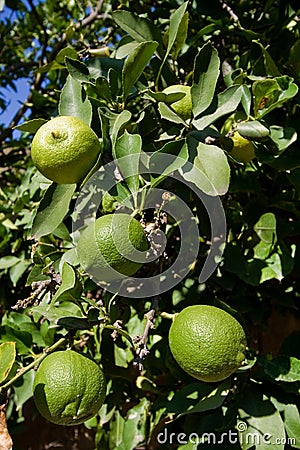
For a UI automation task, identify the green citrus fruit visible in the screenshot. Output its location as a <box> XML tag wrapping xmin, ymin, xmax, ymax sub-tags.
<box><xmin>162</xmin><ymin>85</ymin><xmax>192</xmax><ymax>120</ymax></box>
<box><xmin>31</xmin><ymin>116</ymin><xmax>101</xmax><ymax>184</ymax></box>
<box><xmin>168</xmin><ymin>305</ymin><xmax>247</xmax><ymax>383</ymax></box>
<box><xmin>229</xmin><ymin>131</ymin><xmax>256</xmax><ymax>164</ymax></box>
<box><xmin>76</xmin><ymin>213</ymin><xmax>148</xmax><ymax>283</ymax></box>
<box><xmin>33</xmin><ymin>350</ymin><xmax>106</xmax><ymax>426</ymax></box>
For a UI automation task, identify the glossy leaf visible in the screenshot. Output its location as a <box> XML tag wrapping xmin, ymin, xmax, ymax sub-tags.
<box><xmin>31</xmin><ymin>183</ymin><xmax>76</xmax><ymax>239</ymax></box>
<box><xmin>58</xmin><ymin>75</ymin><xmax>93</xmax><ymax>125</ymax></box>
<box><xmin>282</xmin><ymin>404</ymin><xmax>300</xmax><ymax>448</ymax></box>
<box><xmin>0</xmin><ymin>326</ymin><xmax>32</xmax><ymax>355</ymax></box>
<box><xmin>253</xmin><ymin>76</ymin><xmax>298</xmax><ymax>119</ymax></box>
<box><xmin>192</xmin><ymin>85</ymin><xmax>243</xmax><ymax>130</ymax></box>
<box><xmin>258</xmin><ymin>355</ymin><xmax>300</xmax><ymax>382</ymax></box>
<box><xmin>50</xmin><ymin>262</ymin><xmax>82</xmax><ymax>305</ymax></box>
<box><xmin>112</xmin><ymin>10</ymin><xmax>164</xmax><ymax>58</ymax></box>
<box><xmin>180</xmin><ymin>135</ymin><xmax>230</xmax><ymax>196</ymax></box>
<box><xmin>114</xmin><ymin>131</ymin><xmax>142</xmax><ymax>197</ymax></box>
<box><xmin>0</xmin><ymin>342</ymin><xmax>16</xmax><ymax>384</ymax></box>
<box><xmin>269</xmin><ymin>125</ymin><xmax>297</xmax><ymax>151</ymax></box>
<box><xmin>192</xmin><ymin>42</ymin><xmax>220</xmax><ymax>118</ymax></box>
<box><xmin>65</xmin><ymin>57</ymin><xmax>91</xmax><ymax>83</ymax></box>
<box><xmin>237</xmin><ymin>120</ymin><xmax>270</xmax><ymax>140</ymax></box>
<box><xmin>170</xmin><ymin>11</ymin><xmax>188</xmax><ymax>60</ymax></box>
<box><xmin>157</xmin><ymin>2</ymin><xmax>188</xmax><ymax>81</ymax></box>
<box><xmin>150</xmin><ymin>139</ymin><xmax>188</xmax><ymax>187</ymax></box>
<box><xmin>254</xmin><ymin>213</ymin><xmax>277</xmax><ymax>244</ymax></box>
<box><xmin>98</xmin><ymin>108</ymin><xmax>132</xmax><ymax>154</ymax></box>
<box><xmin>95</xmin><ymin>76</ymin><xmax>113</xmax><ymax>103</ymax></box>
<box><xmin>14</xmin><ymin>118</ymin><xmax>47</xmax><ymax>133</ymax></box>
<box><xmin>122</xmin><ymin>41</ymin><xmax>158</xmax><ymax>103</ymax></box>
<box><xmin>165</xmin><ymin>380</ymin><xmax>229</xmax><ymax>417</ymax></box>
<box><xmin>239</xmin><ymin>388</ymin><xmax>285</xmax><ymax>450</ymax></box>
<box><xmin>158</xmin><ymin>101</ymin><xmax>187</xmax><ymax>125</ymax></box>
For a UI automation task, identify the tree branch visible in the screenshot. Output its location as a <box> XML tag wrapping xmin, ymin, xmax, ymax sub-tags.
<box><xmin>0</xmin><ymin>0</ymin><xmax>105</xmax><ymax>145</ymax></box>
<box><xmin>133</xmin><ymin>296</ymin><xmax>160</xmax><ymax>370</ymax></box>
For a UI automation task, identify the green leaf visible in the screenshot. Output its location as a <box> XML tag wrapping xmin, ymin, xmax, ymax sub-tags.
<box><xmin>237</xmin><ymin>120</ymin><xmax>270</xmax><ymax>140</ymax></box>
<box><xmin>239</xmin><ymin>387</ymin><xmax>285</xmax><ymax>450</ymax></box>
<box><xmin>192</xmin><ymin>42</ymin><xmax>220</xmax><ymax>118</ymax></box>
<box><xmin>282</xmin><ymin>404</ymin><xmax>300</xmax><ymax>448</ymax></box>
<box><xmin>55</xmin><ymin>46</ymin><xmax>78</xmax><ymax>65</ymax></box>
<box><xmin>254</xmin><ymin>41</ymin><xmax>281</xmax><ymax>77</ymax></box>
<box><xmin>258</xmin><ymin>355</ymin><xmax>300</xmax><ymax>382</ymax></box>
<box><xmin>0</xmin><ymin>255</ymin><xmax>20</xmax><ymax>270</ymax></box>
<box><xmin>9</xmin><ymin>259</ymin><xmax>31</xmax><ymax>286</ymax></box>
<box><xmin>165</xmin><ymin>2</ymin><xmax>188</xmax><ymax>59</ymax></box>
<box><xmin>50</xmin><ymin>262</ymin><xmax>82</xmax><ymax>305</ymax></box>
<box><xmin>269</xmin><ymin>125</ymin><xmax>297</xmax><ymax>151</ymax></box>
<box><xmin>289</xmin><ymin>39</ymin><xmax>300</xmax><ymax>76</ymax></box>
<box><xmin>178</xmin><ymin>379</ymin><xmax>230</xmax><ymax>417</ymax></box>
<box><xmin>158</xmin><ymin>101</ymin><xmax>188</xmax><ymax>125</ymax></box>
<box><xmin>165</xmin><ymin>380</ymin><xmax>229</xmax><ymax>417</ymax></box>
<box><xmin>0</xmin><ymin>326</ymin><xmax>32</xmax><ymax>355</ymax></box>
<box><xmin>259</xmin><ymin>242</ymin><xmax>294</xmax><ymax>283</ymax></box>
<box><xmin>180</xmin><ymin>134</ymin><xmax>230</xmax><ymax>196</ymax></box>
<box><xmin>254</xmin><ymin>213</ymin><xmax>277</xmax><ymax>244</ymax></box>
<box><xmin>14</xmin><ymin>370</ymin><xmax>35</xmax><ymax>412</ymax></box>
<box><xmin>31</xmin><ymin>183</ymin><xmax>76</xmax><ymax>239</ymax></box>
<box><xmin>95</xmin><ymin>76</ymin><xmax>112</xmax><ymax>103</ymax></box>
<box><xmin>112</xmin><ymin>10</ymin><xmax>164</xmax><ymax>58</ymax></box>
<box><xmin>65</xmin><ymin>57</ymin><xmax>91</xmax><ymax>83</ymax></box>
<box><xmin>150</xmin><ymin>139</ymin><xmax>188</xmax><ymax>187</ymax></box>
<box><xmin>14</xmin><ymin>118</ymin><xmax>47</xmax><ymax>133</ymax></box>
<box><xmin>0</xmin><ymin>342</ymin><xmax>16</xmax><ymax>384</ymax></box>
<box><xmin>116</xmin><ymin>398</ymin><xmax>148</xmax><ymax>450</ymax></box>
<box><xmin>157</xmin><ymin>2</ymin><xmax>188</xmax><ymax>82</ymax></box>
<box><xmin>32</xmin><ymin>302</ymin><xmax>83</xmax><ymax>323</ymax></box>
<box><xmin>58</xmin><ymin>74</ymin><xmax>92</xmax><ymax>125</ymax></box>
<box><xmin>98</xmin><ymin>107</ymin><xmax>132</xmax><ymax>154</ymax></box>
<box><xmin>109</xmin><ymin>410</ymin><xmax>125</xmax><ymax>449</ymax></box>
<box><xmin>253</xmin><ymin>76</ymin><xmax>298</xmax><ymax>119</ymax></box>
<box><xmin>192</xmin><ymin>85</ymin><xmax>243</xmax><ymax>130</ymax></box>
<box><xmin>114</xmin><ymin>131</ymin><xmax>142</xmax><ymax>198</ymax></box>
<box><xmin>122</xmin><ymin>41</ymin><xmax>158</xmax><ymax>103</ymax></box>
<box><xmin>170</xmin><ymin>11</ymin><xmax>189</xmax><ymax>60</ymax></box>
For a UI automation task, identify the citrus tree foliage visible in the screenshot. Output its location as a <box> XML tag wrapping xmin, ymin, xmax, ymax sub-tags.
<box><xmin>1</xmin><ymin>0</ymin><xmax>300</xmax><ymax>449</ymax></box>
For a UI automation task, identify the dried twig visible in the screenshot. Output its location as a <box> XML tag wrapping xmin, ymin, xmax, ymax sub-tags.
<box><xmin>219</xmin><ymin>0</ymin><xmax>240</xmax><ymax>22</ymax></box>
<box><xmin>12</xmin><ymin>267</ymin><xmax>61</xmax><ymax>310</ymax></box>
<box><xmin>133</xmin><ymin>296</ymin><xmax>160</xmax><ymax>370</ymax></box>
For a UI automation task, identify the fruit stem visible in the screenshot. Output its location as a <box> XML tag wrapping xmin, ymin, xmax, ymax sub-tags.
<box><xmin>160</xmin><ymin>311</ymin><xmax>175</xmax><ymax>320</ymax></box>
<box><xmin>0</xmin><ymin>337</ymin><xmax>68</xmax><ymax>393</ymax></box>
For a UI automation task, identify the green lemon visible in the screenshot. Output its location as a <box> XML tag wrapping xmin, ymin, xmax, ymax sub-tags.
<box><xmin>76</xmin><ymin>213</ymin><xmax>148</xmax><ymax>283</ymax></box>
<box><xmin>33</xmin><ymin>350</ymin><xmax>106</xmax><ymax>426</ymax></box>
<box><xmin>229</xmin><ymin>131</ymin><xmax>256</xmax><ymax>164</ymax></box>
<box><xmin>162</xmin><ymin>85</ymin><xmax>192</xmax><ymax>120</ymax></box>
<box><xmin>168</xmin><ymin>305</ymin><xmax>247</xmax><ymax>383</ymax></box>
<box><xmin>31</xmin><ymin>116</ymin><xmax>101</xmax><ymax>184</ymax></box>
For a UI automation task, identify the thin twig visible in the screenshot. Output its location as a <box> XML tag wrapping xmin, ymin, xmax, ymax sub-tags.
<box><xmin>219</xmin><ymin>0</ymin><xmax>240</xmax><ymax>22</ymax></box>
<box><xmin>0</xmin><ymin>337</ymin><xmax>67</xmax><ymax>393</ymax></box>
<box><xmin>133</xmin><ymin>296</ymin><xmax>160</xmax><ymax>370</ymax></box>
